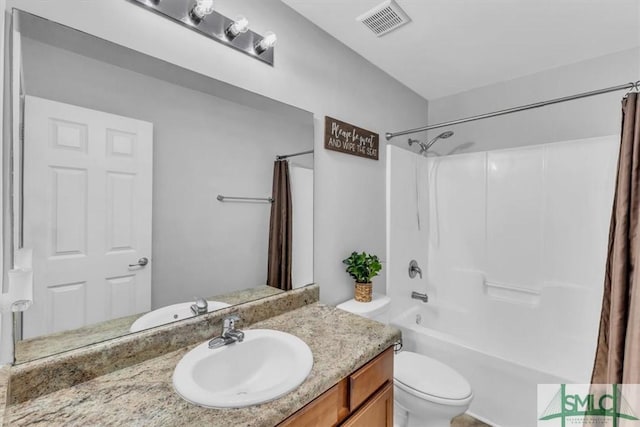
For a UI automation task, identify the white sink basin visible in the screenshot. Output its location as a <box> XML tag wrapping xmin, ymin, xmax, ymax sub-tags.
<box><xmin>172</xmin><ymin>329</ymin><xmax>313</xmax><ymax>408</ymax></box>
<box><xmin>129</xmin><ymin>300</ymin><xmax>231</xmax><ymax>332</ymax></box>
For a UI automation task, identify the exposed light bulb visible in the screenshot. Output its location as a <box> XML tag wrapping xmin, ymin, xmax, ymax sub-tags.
<box><xmin>189</xmin><ymin>0</ymin><xmax>214</xmax><ymax>23</ymax></box>
<box><xmin>255</xmin><ymin>31</ymin><xmax>277</xmax><ymax>55</ymax></box>
<box><xmin>225</xmin><ymin>16</ymin><xmax>249</xmax><ymax>40</ymax></box>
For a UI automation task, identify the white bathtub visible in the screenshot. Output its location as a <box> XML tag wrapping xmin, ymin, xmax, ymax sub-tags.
<box><xmin>391</xmin><ymin>303</ymin><xmax>587</xmax><ymax>427</ymax></box>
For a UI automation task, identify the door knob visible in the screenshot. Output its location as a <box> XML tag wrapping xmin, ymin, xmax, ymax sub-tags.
<box><xmin>129</xmin><ymin>257</ymin><xmax>149</xmax><ymax>267</ymax></box>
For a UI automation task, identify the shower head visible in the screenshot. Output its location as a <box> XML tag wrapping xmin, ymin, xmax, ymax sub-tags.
<box><xmin>408</xmin><ymin>138</ymin><xmax>429</xmax><ymax>154</ymax></box>
<box><xmin>423</xmin><ymin>130</ymin><xmax>454</xmax><ymax>152</ymax></box>
<box><xmin>407</xmin><ymin>131</ymin><xmax>454</xmax><ymax>155</ymax></box>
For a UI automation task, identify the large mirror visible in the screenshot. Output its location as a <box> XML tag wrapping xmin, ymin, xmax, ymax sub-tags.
<box><xmin>5</xmin><ymin>11</ymin><xmax>314</xmax><ymax>363</ymax></box>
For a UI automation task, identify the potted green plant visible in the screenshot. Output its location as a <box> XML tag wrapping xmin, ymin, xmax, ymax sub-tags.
<box><xmin>342</xmin><ymin>251</ymin><xmax>382</xmax><ymax>302</ymax></box>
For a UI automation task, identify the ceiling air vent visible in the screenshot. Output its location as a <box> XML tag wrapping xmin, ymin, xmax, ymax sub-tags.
<box><xmin>357</xmin><ymin>0</ymin><xmax>411</xmax><ymax>37</ymax></box>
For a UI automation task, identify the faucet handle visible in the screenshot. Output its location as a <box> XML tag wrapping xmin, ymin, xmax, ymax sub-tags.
<box><xmin>190</xmin><ymin>297</ymin><xmax>208</xmax><ymax>315</ymax></box>
<box><xmin>223</xmin><ymin>314</ymin><xmax>241</xmax><ymax>330</ymax></box>
<box><xmin>220</xmin><ymin>315</ymin><xmax>245</xmax><ymax>344</ymax></box>
<box><xmin>194</xmin><ymin>297</ymin><xmax>207</xmax><ymax>309</ymax></box>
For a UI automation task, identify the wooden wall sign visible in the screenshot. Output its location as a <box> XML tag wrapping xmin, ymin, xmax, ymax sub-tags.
<box><xmin>324</xmin><ymin>116</ymin><xmax>379</xmax><ymax>161</ymax></box>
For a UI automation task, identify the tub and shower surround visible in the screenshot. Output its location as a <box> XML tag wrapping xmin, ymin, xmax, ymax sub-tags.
<box><xmin>386</xmin><ymin>136</ymin><xmax>618</xmax><ymax>426</ymax></box>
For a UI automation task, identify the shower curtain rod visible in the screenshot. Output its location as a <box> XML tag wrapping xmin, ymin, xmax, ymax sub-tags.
<box><xmin>276</xmin><ymin>149</ymin><xmax>314</xmax><ymax>160</ymax></box>
<box><xmin>385</xmin><ymin>80</ymin><xmax>640</xmax><ymax>140</ymax></box>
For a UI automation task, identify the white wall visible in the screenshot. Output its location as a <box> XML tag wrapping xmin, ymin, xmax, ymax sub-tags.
<box><xmin>0</xmin><ymin>0</ymin><xmax>428</xmax><ymax>362</ymax></box>
<box><xmin>290</xmin><ymin>165</ymin><xmax>313</xmax><ymax>288</ymax></box>
<box><xmin>424</xmin><ymin>48</ymin><xmax>640</xmax><ymax>155</ymax></box>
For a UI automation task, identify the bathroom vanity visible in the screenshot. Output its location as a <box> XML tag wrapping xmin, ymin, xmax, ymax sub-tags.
<box><xmin>280</xmin><ymin>346</ymin><xmax>394</xmax><ymax>426</ymax></box>
<box><xmin>1</xmin><ymin>286</ymin><xmax>400</xmax><ymax>426</ymax></box>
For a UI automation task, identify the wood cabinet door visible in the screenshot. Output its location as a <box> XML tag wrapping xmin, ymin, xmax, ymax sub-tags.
<box><xmin>349</xmin><ymin>346</ymin><xmax>393</xmax><ymax>411</ymax></box>
<box><xmin>341</xmin><ymin>382</ymin><xmax>393</xmax><ymax>427</ymax></box>
<box><xmin>279</xmin><ymin>380</ymin><xmax>349</xmax><ymax>427</ymax></box>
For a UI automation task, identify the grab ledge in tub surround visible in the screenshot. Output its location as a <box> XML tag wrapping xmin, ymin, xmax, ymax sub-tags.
<box><xmin>2</xmin><ymin>304</ymin><xmax>400</xmax><ymax>427</ymax></box>
<box><xmin>6</xmin><ymin>284</ymin><xmax>319</xmax><ymax>405</ymax></box>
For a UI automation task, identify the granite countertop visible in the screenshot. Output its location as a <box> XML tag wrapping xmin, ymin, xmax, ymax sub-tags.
<box><xmin>0</xmin><ymin>366</ymin><xmax>8</xmax><ymax>427</ymax></box>
<box><xmin>4</xmin><ymin>303</ymin><xmax>400</xmax><ymax>426</ymax></box>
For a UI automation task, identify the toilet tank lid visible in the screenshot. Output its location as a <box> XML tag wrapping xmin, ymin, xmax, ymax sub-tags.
<box><xmin>336</xmin><ymin>293</ymin><xmax>391</xmax><ymax>318</ymax></box>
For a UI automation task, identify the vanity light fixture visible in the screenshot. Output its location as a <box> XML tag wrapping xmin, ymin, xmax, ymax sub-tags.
<box><xmin>254</xmin><ymin>31</ymin><xmax>277</xmax><ymax>55</ymax></box>
<box><xmin>225</xmin><ymin>16</ymin><xmax>249</xmax><ymax>40</ymax></box>
<box><xmin>189</xmin><ymin>0</ymin><xmax>215</xmax><ymax>25</ymax></box>
<box><xmin>129</xmin><ymin>0</ymin><xmax>276</xmax><ymax>66</ymax></box>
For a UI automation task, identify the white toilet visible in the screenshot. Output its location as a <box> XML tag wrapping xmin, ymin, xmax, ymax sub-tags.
<box><xmin>337</xmin><ymin>294</ymin><xmax>473</xmax><ymax>427</ymax></box>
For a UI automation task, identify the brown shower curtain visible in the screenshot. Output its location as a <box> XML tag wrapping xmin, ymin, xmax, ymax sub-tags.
<box><xmin>591</xmin><ymin>92</ymin><xmax>640</xmax><ymax>384</ymax></box>
<box><xmin>267</xmin><ymin>160</ymin><xmax>293</xmax><ymax>291</ymax></box>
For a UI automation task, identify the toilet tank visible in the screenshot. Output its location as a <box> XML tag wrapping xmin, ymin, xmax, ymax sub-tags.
<box><xmin>336</xmin><ymin>293</ymin><xmax>391</xmax><ymax>324</ymax></box>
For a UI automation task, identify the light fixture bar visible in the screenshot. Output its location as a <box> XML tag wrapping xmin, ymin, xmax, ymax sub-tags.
<box><xmin>129</xmin><ymin>0</ymin><xmax>275</xmax><ymax>66</ymax></box>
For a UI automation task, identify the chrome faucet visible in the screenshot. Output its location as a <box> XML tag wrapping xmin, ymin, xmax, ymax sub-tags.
<box><xmin>208</xmin><ymin>315</ymin><xmax>245</xmax><ymax>349</ymax></box>
<box><xmin>411</xmin><ymin>291</ymin><xmax>429</xmax><ymax>303</ymax></box>
<box><xmin>190</xmin><ymin>297</ymin><xmax>208</xmax><ymax>315</ymax></box>
<box><xmin>222</xmin><ymin>315</ymin><xmax>245</xmax><ymax>342</ymax></box>
<box><xmin>409</xmin><ymin>260</ymin><xmax>422</xmax><ymax>279</ymax></box>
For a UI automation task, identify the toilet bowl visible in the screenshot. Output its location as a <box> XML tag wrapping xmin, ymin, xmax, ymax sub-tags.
<box><xmin>394</xmin><ymin>351</ymin><xmax>472</xmax><ymax>427</ymax></box>
<box><xmin>337</xmin><ymin>295</ymin><xmax>473</xmax><ymax>427</ymax></box>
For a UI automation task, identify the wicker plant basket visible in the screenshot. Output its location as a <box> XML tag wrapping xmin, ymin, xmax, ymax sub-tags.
<box><xmin>354</xmin><ymin>282</ymin><xmax>373</xmax><ymax>302</ymax></box>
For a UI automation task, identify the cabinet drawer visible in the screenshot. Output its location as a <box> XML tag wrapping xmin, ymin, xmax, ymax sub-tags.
<box><xmin>279</xmin><ymin>379</ymin><xmax>349</xmax><ymax>427</ymax></box>
<box><xmin>341</xmin><ymin>382</ymin><xmax>393</xmax><ymax>427</ymax></box>
<box><xmin>349</xmin><ymin>347</ymin><xmax>393</xmax><ymax>412</ymax></box>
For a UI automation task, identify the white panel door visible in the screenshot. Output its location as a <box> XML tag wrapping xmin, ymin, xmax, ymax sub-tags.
<box><xmin>22</xmin><ymin>96</ymin><xmax>153</xmax><ymax>339</ymax></box>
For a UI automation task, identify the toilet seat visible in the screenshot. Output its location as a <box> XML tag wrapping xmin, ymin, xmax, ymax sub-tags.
<box><xmin>394</xmin><ymin>351</ymin><xmax>472</xmax><ymax>405</ymax></box>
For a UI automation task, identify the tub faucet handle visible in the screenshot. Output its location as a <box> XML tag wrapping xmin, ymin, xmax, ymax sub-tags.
<box><xmin>409</xmin><ymin>260</ymin><xmax>422</xmax><ymax>279</ymax></box>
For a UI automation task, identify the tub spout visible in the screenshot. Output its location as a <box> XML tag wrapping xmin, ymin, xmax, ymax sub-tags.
<box><xmin>411</xmin><ymin>291</ymin><xmax>428</xmax><ymax>303</ymax></box>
